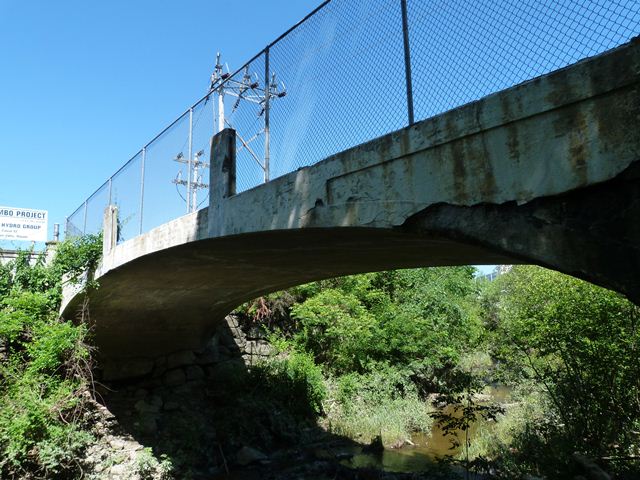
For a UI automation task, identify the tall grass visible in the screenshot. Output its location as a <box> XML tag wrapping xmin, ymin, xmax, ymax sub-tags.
<box><xmin>322</xmin><ymin>366</ymin><xmax>434</xmax><ymax>446</ymax></box>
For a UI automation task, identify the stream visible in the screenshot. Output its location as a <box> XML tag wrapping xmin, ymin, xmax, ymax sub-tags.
<box><xmin>213</xmin><ymin>386</ymin><xmax>511</xmax><ymax>478</ymax></box>
<box><xmin>342</xmin><ymin>385</ymin><xmax>511</xmax><ymax>473</ymax></box>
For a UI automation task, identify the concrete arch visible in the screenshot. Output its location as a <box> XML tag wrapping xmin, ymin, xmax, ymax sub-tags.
<box><xmin>62</xmin><ymin>39</ymin><xmax>640</xmax><ymax>374</ymax></box>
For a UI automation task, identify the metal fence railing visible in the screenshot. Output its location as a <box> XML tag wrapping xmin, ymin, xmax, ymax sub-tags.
<box><xmin>66</xmin><ymin>0</ymin><xmax>640</xmax><ymax>241</ymax></box>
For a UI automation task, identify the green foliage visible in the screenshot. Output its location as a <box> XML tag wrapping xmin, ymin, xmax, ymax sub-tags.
<box><xmin>251</xmin><ymin>350</ymin><xmax>327</xmax><ymax>417</ymax></box>
<box><xmin>238</xmin><ymin>267</ymin><xmax>481</xmax><ymax>452</ymax></box>
<box><xmin>0</xmin><ymin>235</ymin><xmax>101</xmax><ymax>478</ymax></box>
<box><xmin>50</xmin><ymin>234</ymin><xmax>102</xmax><ymax>280</ymax></box>
<box><xmin>135</xmin><ymin>447</ymin><xmax>173</xmax><ymax>479</ymax></box>
<box><xmin>0</xmin><ymin>363</ymin><xmax>92</xmax><ymax>476</ymax></box>
<box><xmin>288</xmin><ymin>267</ymin><xmax>480</xmax><ymax>382</ymax></box>
<box><xmin>486</xmin><ymin>266</ymin><xmax>640</xmax><ymax>477</ymax></box>
<box><xmin>291</xmin><ymin>288</ymin><xmax>380</xmax><ymax>374</ymax></box>
<box><xmin>27</xmin><ymin>320</ymin><xmax>87</xmax><ymax>374</ymax></box>
<box><xmin>326</xmin><ymin>364</ymin><xmax>433</xmax><ymax>446</ymax></box>
<box><xmin>241</xmin><ymin>263</ymin><xmax>640</xmax><ymax>478</ymax></box>
<box><xmin>205</xmin><ymin>352</ymin><xmax>327</xmax><ymax>452</ymax></box>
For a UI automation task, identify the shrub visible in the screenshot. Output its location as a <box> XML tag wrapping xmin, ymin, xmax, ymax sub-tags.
<box><xmin>490</xmin><ymin>266</ymin><xmax>640</xmax><ymax>477</ymax></box>
<box><xmin>291</xmin><ymin>288</ymin><xmax>380</xmax><ymax>374</ymax></box>
<box><xmin>0</xmin><ymin>236</ymin><xmax>101</xmax><ymax>478</ymax></box>
<box><xmin>326</xmin><ymin>364</ymin><xmax>433</xmax><ymax>446</ymax></box>
<box><xmin>251</xmin><ymin>350</ymin><xmax>327</xmax><ymax>417</ymax></box>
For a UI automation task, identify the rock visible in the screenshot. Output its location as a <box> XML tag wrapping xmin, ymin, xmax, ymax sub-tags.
<box><xmin>148</xmin><ymin>394</ymin><xmax>163</xmax><ymax>408</ymax></box>
<box><xmin>390</xmin><ymin>439</ymin><xmax>405</xmax><ymax>449</ymax></box>
<box><xmin>335</xmin><ymin>451</ymin><xmax>353</xmax><ymax>460</ymax></box>
<box><xmin>102</xmin><ymin>358</ymin><xmax>154</xmax><ymax>381</ymax></box>
<box><xmin>233</xmin><ymin>336</ymin><xmax>247</xmax><ymax>349</ymax></box>
<box><xmin>186</xmin><ymin>365</ymin><xmax>205</xmax><ymax>380</ymax></box>
<box><xmin>135</xmin><ymin>395</ymin><xmax>163</xmax><ymax>413</ymax></box>
<box><xmin>136</xmin><ymin>415</ymin><xmax>158</xmax><ymax>436</ymax></box>
<box><xmin>220</xmin><ymin>328</ymin><xmax>245</xmax><ymax>349</ymax></box>
<box><xmin>208</xmin><ymin>360</ymin><xmax>246</xmax><ymax>382</ymax></box>
<box><xmin>225</xmin><ymin>315</ymin><xmax>240</xmax><ymax>329</ymax></box>
<box><xmin>174</xmin><ymin>383</ymin><xmax>196</xmax><ymax>395</ymax></box>
<box><xmin>166</xmin><ymin>350</ymin><xmax>196</xmax><ymax>369</ymax></box>
<box><xmin>245</xmin><ymin>324</ymin><xmax>267</xmax><ymax>340</ymax></box>
<box><xmin>140</xmin><ymin>377</ymin><xmax>162</xmax><ymax>389</ymax></box>
<box><xmin>133</xmin><ymin>388</ymin><xmax>148</xmax><ymax>399</ymax></box>
<box><xmin>109</xmin><ymin>438</ymin><xmax>127</xmax><ymax>450</ymax></box>
<box><xmin>236</xmin><ymin>446</ymin><xmax>268</xmax><ymax>466</ymax></box>
<box><xmin>109</xmin><ymin>463</ymin><xmax>128</xmax><ymax>475</ymax></box>
<box><xmin>256</xmin><ymin>340</ymin><xmax>273</xmax><ymax>356</ymax></box>
<box><xmin>134</xmin><ymin>400</ymin><xmax>153</xmax><ymax>414</ymax></box>
<box><xmin>196</xmin><ymin>348</ymin><xmax>219</xmax><ymax>365</ymax></box>
<box><xmin>163</xmin><ymin>368</ymin><xmax>186</xmax><ymax>386</ymax></box>
<box><xmin>244</xmin><ymin>341</ymin><xmax>257</xmax><ymax>355</ymax></box>
<box><xmin>245</xmin><ymin>340</ymin><xmax>273</xmax><ymax>357</ymax></box>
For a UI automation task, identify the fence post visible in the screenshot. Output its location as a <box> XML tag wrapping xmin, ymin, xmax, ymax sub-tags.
<box><xmin>400</xmin><ymin>0</ymin><xmax>415</xmax><ymax>126</ymax></box>
<box><xmin>264</xmin><ymin>48</ymin><xmax>270</xmax><ymax>183</ymax></box>
<box><xmin>82</xmin><ymin>201</ymin><xmax>88</xmax><ymax>234</ymax></box>
<box><xmin>108</xmin><ymin>177</ymin><xmax>113</xmax><ymax>206</ymax></box>
<box><xmin>187</xmin><ymin>107</ymin><xmax>193</xmax><ymax>213</ymax></box>
<box><xmin>139</xmin><ymin>147</ymin><xmax>146</xmax><ymax>236</ymax></box>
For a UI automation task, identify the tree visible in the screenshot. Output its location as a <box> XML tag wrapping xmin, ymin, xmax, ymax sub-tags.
<box><xmin>492</xmin><ymin>266</ymin><xmax>640</xmax><ymax>476</ymax></box>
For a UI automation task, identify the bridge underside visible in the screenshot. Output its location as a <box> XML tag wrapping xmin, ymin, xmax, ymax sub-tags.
<box><xmin>80</xmin><ymin>228</ymin><xmax>515</xmax><ymax>361</ymax></box>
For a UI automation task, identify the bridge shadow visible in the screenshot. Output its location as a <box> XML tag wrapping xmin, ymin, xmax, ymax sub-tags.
<box><xmin>95</xmin><ymin>315</ymin><xmax>445</xmax><ymax>479</ymax></box>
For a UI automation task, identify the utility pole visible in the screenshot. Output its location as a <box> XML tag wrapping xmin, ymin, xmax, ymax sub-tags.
<box><xmin>171</xmin><ymin>52</ymin><xmax>287</xmax><ymax>213</ymax></box>
<box><xmin>210</xmin><ymin>53</ymin><xmax>230</xmax><ymax>133</ymax></box>
<box><xmin>207</xmin><ymin>52</ymin><xmax>286</xmax><ymax>183</ymax></box>
<box><xmin>172</xmin><ymin>150</ymin><xmax>208</xmax><ymax>213</ymax></box>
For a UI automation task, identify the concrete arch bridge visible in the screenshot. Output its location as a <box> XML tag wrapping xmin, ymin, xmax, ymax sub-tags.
<box><xmin>62</xmin><ymin>40</ymin><xmax>640</xmax><ymax>377</ymax></box>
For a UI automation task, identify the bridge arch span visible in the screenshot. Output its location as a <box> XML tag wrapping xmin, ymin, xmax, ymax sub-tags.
<box><xmin>62</xmin><ymin>40</ymin><xmax>640</xmax><ymax>374</ymax></box>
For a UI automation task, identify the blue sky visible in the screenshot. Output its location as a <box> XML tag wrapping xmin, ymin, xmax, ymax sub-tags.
<box><xmin>0</xmin><ymin>0</ymin><xmax>319</xmax><ymax>245</ymax></box>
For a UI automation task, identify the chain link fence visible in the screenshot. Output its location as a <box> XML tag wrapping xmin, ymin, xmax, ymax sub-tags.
<box><xmin>66</xmin><ymin>0</ymin><xmax>640</xmax><ymax>241</ymax></box>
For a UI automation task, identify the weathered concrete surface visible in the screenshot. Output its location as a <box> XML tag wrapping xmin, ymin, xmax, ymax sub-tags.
<box><xmin>404</xmin><ymin>160</ymin><xmax>640</xmax><ymax>303</ymax></box>
<box><xmin>63</xmin><ymin>39</ymin><xmax>640</xmax><ymax>367</ymax></box>
<box><xmin>217</xmin><ymin>37</ymin><xmax>639</xmax><ymax>236</ymax></box>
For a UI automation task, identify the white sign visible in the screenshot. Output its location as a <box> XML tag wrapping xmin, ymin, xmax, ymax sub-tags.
<box><xmin>0</xmin><ymin>206</ymin><xmax>48</xmax><ymax>242</ymax></box>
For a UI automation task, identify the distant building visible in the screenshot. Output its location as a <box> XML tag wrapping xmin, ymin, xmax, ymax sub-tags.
<box><xmin>479</xmin><ymin>265</ymin><xmax>512</xmax><ymax>281</ymax></box>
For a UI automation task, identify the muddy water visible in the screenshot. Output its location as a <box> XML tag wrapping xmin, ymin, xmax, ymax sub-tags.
<box><xmin>344</xmin><ymin>385</ymin><xmax>511</xmax><ymax>473</ymax></box>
